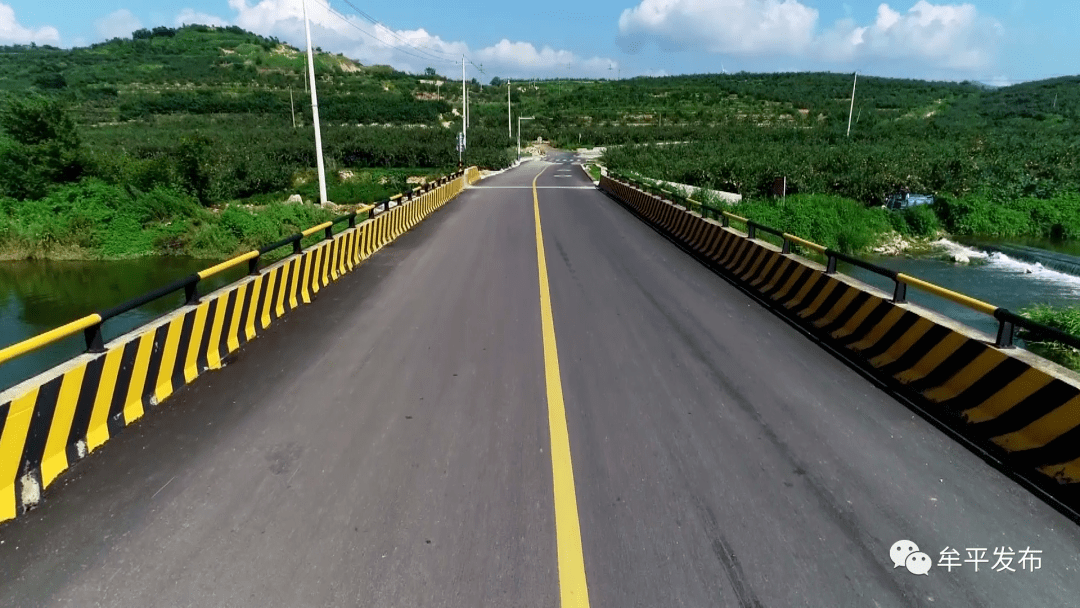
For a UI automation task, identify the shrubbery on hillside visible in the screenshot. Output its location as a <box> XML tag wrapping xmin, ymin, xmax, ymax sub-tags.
<box><xmin>0</xmin><ymin>179</ymin><xmax>339</xmax><ymax>259</ymax></box>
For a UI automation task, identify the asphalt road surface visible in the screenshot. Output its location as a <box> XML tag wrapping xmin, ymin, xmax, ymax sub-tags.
<box><xmin>1</xmin><ymin>153</ymin><xmax>1078</xmax><ymax>607</ymax></box>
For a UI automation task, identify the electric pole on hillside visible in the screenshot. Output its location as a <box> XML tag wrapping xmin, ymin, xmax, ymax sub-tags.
<box><xmin>461</xmin><ymin>55</ymin><xmax>467</xmax><ymax>165</ymax></box>
<box><xmin>847</xmin><ymin>71</ymin><xmax>858</xmax><ymax>138</ymax></box>
<box><xmin>508</xmin><ymin>80</ymin><xmax>512</xmax><ymax>139</ymax></box>
<box><xmin>302</xmin><ymin>0</ymin><xmax>327</xmax><ymax>205</ymax></box>
<box><xmin>517</xmin><ymin>116</ymin><xmax>534</xmax><ymax>159</ymax></box>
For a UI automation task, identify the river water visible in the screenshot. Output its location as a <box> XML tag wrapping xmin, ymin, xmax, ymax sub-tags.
<box><xmin>845</xmin><ymin>238</ymin><xmax>1080</xmax><ymax>341</ymax></box>
<box><xmin>1</xmin><ymin>240</ymin><xmax>1078</xmax><ymax>392</ymax></box>
<box><xmin>0</xmin><ymin>257</ymin><xmax>245</xmax><ymax>391</ymax></box>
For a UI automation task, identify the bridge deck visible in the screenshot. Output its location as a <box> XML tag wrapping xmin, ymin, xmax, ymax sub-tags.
<box><xmin>1</xmin><ymin>155</ymin><xmax>1078</xmax><ymax>606</ymax></box>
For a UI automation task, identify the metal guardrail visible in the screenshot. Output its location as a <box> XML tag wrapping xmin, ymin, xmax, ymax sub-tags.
<box><xmin>0</xmin><ymin>169</ymin><xmax>469</xmax><ymax>369</ymax></box>
<box><xmin>611</xmin><ymin>174</ymin><xmax>1080</xmax><ymax>352</ymax></box>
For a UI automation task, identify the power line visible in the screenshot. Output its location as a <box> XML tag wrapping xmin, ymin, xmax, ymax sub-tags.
<box><xmin>316</xmin><ymin>0</ymin><xmax>458</xmax><ymax>66</ymax></box>
<box><xmin>319</xmin><ymin>0</ymin><xmax>495</xmax><ymax>77</ymax></box>
<box><xmin>326</xmin><ymin>0</ymin><xmax>489</xmax><ymax>72</ymax></box>
<box><xmin>335</xmin><ymin>0</ymin><xmax>460</xmax><ymax>61</ymax></box>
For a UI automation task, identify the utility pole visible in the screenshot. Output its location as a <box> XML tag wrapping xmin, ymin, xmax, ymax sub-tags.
<box><xmin>289</xmin><ymin>87</ymin><xmax>296</xmax><ymax>128</ymax></box>
<box><xmin>302</xmin><ymin>0</ymin><xmax>327</xmax><ymax>205</ymax></box>
<box><xmin>517</xmin><ymin>116</ymin><xmax>535</xmax><ymax>159</ymax></box>
<box><xmin>846</xmin><ymin>71</ymin><xmax>857</xmax><ymax>138</ymax></box>
<box><xmin>508</xmin><ymin>80</ymin><xmax>512</xmax><ymax>139</ymax></box>
<box><xmin>462</xmin><ymin>56</ymin><xmax>467</xmax><ymax>159</ymax></box>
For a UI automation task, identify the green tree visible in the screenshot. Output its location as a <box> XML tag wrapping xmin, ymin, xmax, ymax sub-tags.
<box><xmin>175</xmin><ymin>135</ymin><xmax>216</xmax><ymax>205</ymax></box>
<box><xmin>33</xmin><ymin>70</ymin><xmax>67</xmax><ymax>90</ymax></box>
<box><xmin>0</xmin><ymin>96</ymin><xmax>84</xmax><ymax>199</ymax></box>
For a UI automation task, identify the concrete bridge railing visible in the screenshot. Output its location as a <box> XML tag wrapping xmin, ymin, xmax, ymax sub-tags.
<box><xmin>0</xmin><ymin>168</ymin><xmax>480</xmax><ymax>523</ymax></box>
<box><xmin>601</xmin><ymin>174</ymin><xmax>1080</xmax><ymax>518</ymax></box>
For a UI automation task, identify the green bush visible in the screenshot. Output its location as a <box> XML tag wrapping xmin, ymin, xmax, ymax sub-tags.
<box><xmin>188</xmin><ymin>223</ymin><xmax>240</xmax><ymax>258</ymax></box>
<box><xmin>0</xmin><ymin>96</ymin><xmax>85</xmax><ymax>199</ymax></box>
<box><xmin>132</xmin><ymin>188</ymin><xmax>200</xmax><ymax>225</ymax></box>
<box><xmin>1022</xmin><ymin>304</ymin><xmax>1080</xmax><ymax>337</ymax></box>
<box><xmin>0</xmin><ymin>177</ymin><xmax>341</xmax><ymax>259</ymax></box>
<box><xmin>901</xmin><ymin>204</ymin><xmax>942</xmax><ymax>237</ymax></box>
<box><xmin>936</xmin><ymin>193</ymin><xmax>1080</xmax><ymax>239</ymax></box>
<box><xmin>732</xmin><ymin>193</ymin><xmax>891</xmax><ymax>254</ymax></box>
<box><xmin>1020</xmin><ymin>304</ymin><xmax>1080</xmax><ymax>372</ymax></box>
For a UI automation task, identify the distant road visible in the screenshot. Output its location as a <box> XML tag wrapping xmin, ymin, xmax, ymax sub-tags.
<box><xmin>1</xmin><ymin>152</ymin><xmax>1078</xmax><ymax>607</ymax></box>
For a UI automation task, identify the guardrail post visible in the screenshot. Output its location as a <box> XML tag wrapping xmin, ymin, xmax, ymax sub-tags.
<box><xmin>84</xmin><ymin>323</ymin><xmax>105</xmax><ymax>353</ymax></box>
<box><xmin>324</xmin><ymin>225</ymin><xmax>334</xmax><ymax>240</ymax></box>
<box><xmin>892</xmin><ymin>279</ymin><xmax>907</xmax><ymax>303</ymax></box>
<box><xmin>996</xmin><ymin>316</ymin><xmax>1016</xmax><ymax>349</ymax></box>
<box><xmin>826</xmin><ymin>253</ymin><xmax>838</xmax><ymax>275</ymax></box>
<box><xmin>248</xmin><ymin>254</ymin><xmax>261</xmax><ymax>276</ymax></box>
<box><xmin>781</xmin><ymin>237</ymin><xmax>791</xmax><ymax>254</ymax></box>
<box><xmin>722</xmin><ymin>214</ymin><xmax>729</xmax><ymax>228</ymax></box>
<box><xmin>293</xmin><ymin>237</ymin><xmax>302</xmax><ymax>255</ymax></box>
<box><xmin>747</xmin><ymin>223</ymin><xmax>757</xmax><ymax>240</ymax></box>
<box><xmin>348</xmin><ymin>214</ymin><xmax>356</xmax><ymax>228</ymax></box>
<box><xmin>185</xmin><ymin>280</ymin><xmax>200</xmax><ymax>305</ymax></box>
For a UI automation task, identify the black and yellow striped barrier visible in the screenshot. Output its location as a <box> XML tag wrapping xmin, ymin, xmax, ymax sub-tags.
<box><xmin>0</xmin><ymin>167</ymin><xmax>479</xmax><ymax>522</ymax></box>
<box><xmin>600</xmin><ymin>175</ymin><xmax>1080</xmax><ymax>504</ymax></box>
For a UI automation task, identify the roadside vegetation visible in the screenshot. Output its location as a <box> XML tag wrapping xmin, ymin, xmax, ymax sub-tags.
<box><xmin>0</xmin><ymin>179</ymin><xmax>335</xmax><ymax>260</ymax></box>
<box><xmin>1019</xmin><ymin>305</ymin><xmax>1080</xmax><ymax>373</ymax></box>
<box><xmin>3</xmin><ymin>24</ymin><xmax>1080</xmax><ymax>261</ymax></box>
<box><xmin>0</xmin><ymin>26</ymin><xmax>514</xmax><ymax>260</ymax></box>
<box><xmin>583</xmin><ymin>76</ymin><xmax>1080</xmax><ymax>254</ymax></box>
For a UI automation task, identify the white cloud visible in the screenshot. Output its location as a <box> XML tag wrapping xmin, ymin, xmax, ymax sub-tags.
<box><xmin>618</xmin><ymin>0</ymin><xmax>819</xmax><ymax>55</ymax></box>
<box><xmin>95</xmin><ymin>9</ymin><xmax>142</xmax><ymax>40</ymax></box>
<box><xmin>817</xmin><ymin>1</ymin><xmax>999</xmax><ymax>70</ymax></box>
<box><xmin>0</xmin><ymin>2</ymin><xmax>60</xmax><ymax>45</ymax></box>
<box><xmin>172</xmin><ymin>0</ymin><xmax>618</xmax><ymax>78</ymax></box>
<box><xmin>473</xmin><ymin>39</ymin><xmax>615</xmax><ymax>75</ymax></box>
<box><xmin>175</xmin><ymin>8</ymin><xmax>229</xmax><ymax>28</ymax></box>
<box><xmin>618</xmin><ymin>0</ymin><xmax>1000</xmax><ymax>74</ymax></box>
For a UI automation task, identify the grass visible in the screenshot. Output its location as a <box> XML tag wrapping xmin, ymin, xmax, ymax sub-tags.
<box><xmin>0</xmin><ymin>179</ymin><xmax>336</xmax><ymax>260</ymax></box>
<box><xmin>936</xmin><ymin>193</ymin><xmax>1080</xmax><ymax>240</ymax></box>
<box><xmin>0</xmin><ymin>165</ymin><xmax>441</xmax><ymax>261</ymax></box>
<box><xmin>585</xmin><ymin>164</ymin><xmax>602</xmax><ymax>182</ymax></box>
<box><xmin>687</xmin><ymin>188</ymin><xmax>894</xmax><ymax>255</ymax></box>
<box><xmin>1019</xmin><ymin>304</ymin><xmax>1080</xmax><ymax>373</ymax></box>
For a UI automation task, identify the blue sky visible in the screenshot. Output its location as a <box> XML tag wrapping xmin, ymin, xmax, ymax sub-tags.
<box><xmin>2</xmin><ymin>0</ymin><xmax>1075</xmax><ymax>84</ymax></box>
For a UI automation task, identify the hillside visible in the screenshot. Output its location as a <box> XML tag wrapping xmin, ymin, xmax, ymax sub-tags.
<box><xmin>0</xmin><ymin>25</ymin><xmax>449</xmax><ymax>126</ymax></box>
<box><xmin>0</xmin><ymin>24</ymin><xmax>1076</xmax><ymax>215</ymax></box>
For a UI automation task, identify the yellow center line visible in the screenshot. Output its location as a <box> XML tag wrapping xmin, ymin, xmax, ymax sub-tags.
<box><xmin>533</xmin><ymin>164</ymin><xmax>592</xmax><ymax>608</ymax></box>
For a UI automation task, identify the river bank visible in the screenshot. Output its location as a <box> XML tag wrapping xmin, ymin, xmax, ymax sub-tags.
<box><xmin>0</xmin><ymin>190</ymin><xmax>338</xmax><ymax>261</ymax></box>
<box><xmin>0</xmin><ymin>168</ymin><xmax>440</xmax><ymax>261</ymax></box>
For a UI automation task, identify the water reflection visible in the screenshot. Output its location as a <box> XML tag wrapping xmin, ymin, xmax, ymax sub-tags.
<box><xmin>0</xmin><ymin>258</ymin><xmax>218</xmax><ymax>391</ymax></box>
